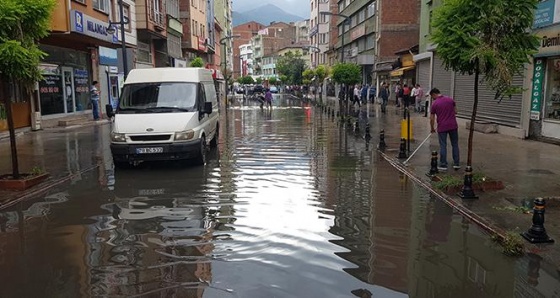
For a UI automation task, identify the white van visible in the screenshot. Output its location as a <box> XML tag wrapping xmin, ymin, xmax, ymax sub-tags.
<box><xmin>108</xmin><ymin>67</ymin><xmax>219</xmax><ymax>167</ymax></box>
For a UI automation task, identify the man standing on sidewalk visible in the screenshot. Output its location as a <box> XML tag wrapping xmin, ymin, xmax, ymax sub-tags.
<box><xmin>90</xmin><ymin>81</ymin><xmax>100</xmax><ymax>121</ymax></box>
<box><xmin>429</xmin><ymin>88</ymin><xmax>460</xmax><ymax>171</ymax></box>
<box><xmin>378</xmin><ymin>83</ymin><xmax>389</xmax><ymax>113</ymax></box>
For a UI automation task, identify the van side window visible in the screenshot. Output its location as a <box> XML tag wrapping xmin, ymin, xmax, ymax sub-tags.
<box><xmin>198</xmin><ymin>83</ymin><xmax>207</xmax><ymax>110</ymax></box>
<box><xmin>203</xmin><ymin>82</ymin><xmax>218</xmax><ymax>106</ymax></box>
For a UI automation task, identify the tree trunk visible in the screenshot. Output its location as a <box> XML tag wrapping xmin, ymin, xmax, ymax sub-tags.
<box><xmin>467</xmin><ymin>69</ymin><xmax>479</xmax><ymax>167</ymax></box>
<box><xmin>1</xmin><ymin>78</ymin><xmax>20</xmax><ymax>179</ymax></box>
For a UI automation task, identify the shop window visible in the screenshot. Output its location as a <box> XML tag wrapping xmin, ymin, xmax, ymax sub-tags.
<box><xmin>545</xmin><ymin>58</ymin><xmax>560</xmax><ymax>120</ymax></box>
<box><xmin>137</xmin><ymin>42</ymin><xmax>153</xmax><ymax>63</ymax></box>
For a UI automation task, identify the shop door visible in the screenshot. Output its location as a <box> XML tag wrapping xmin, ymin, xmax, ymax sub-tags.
<box><xmin>109</xmin><ymin>75</ymin><xmax>119</xmax><ymax>108</ymax></box>
<box><xmin>62</xmin><ymin>67</ymin><xmax>76</xmax><ymax>114</ymax></box>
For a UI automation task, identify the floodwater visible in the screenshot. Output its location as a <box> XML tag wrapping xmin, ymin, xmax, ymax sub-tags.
<box><xmin>0</xmin><ymin>95</ymin><xmax>558</xmax><ymax>298</ymax></box>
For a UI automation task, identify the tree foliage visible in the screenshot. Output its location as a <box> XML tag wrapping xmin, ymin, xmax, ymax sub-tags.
<box><xmin>431</xmin><ymin>0</ymin><xmax>539</xmax><ymax>171</ymax></box>
<box><xmin>189</xmin><ymin>57</ymin><xmax>204</xmax><ymax>67</ymax></box>
<box><xmin>275</xmin><ymin>51</ymin><xmax>306</xmax><ymax>85</ymax></box>
<box><xmin>238</xmin><ymin>76</ymin><xmax>254</xmax><ymax>85</ymax></box>
<box><xmin>268</xmin><ymin>77</ymin><xmax>278</xmax><ymax>85</ymax></box>
<box><xmin>302</xmin><ymin>69</ymin><xmax>314</xmax><ymax>85</ymax></box>
<box><xmin>256</xmin><ymin>77</ymin><xmax>263</xmax><ymax>84</ymax></box>
<box><xmin>315</xmin><ymin>65</ymin><xmax>329</xmax><ymax>83</ymax></box>
<box><xmin>431</xmin><ymin>0</ymin><xmax>539</xmax><ymax>98</ymax></box>
<box><xmin>331</xmin><ymin>63</ymin><xmax>361</xmax><ymax>85</ymax></box>
<box><xmin>0</xmin><ymin>0</ymin><xmax>56</xmax><ymax>85</ymax></box>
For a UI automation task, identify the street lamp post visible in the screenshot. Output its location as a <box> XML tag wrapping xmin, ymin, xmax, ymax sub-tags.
<box><xmin>303</xmin><ymin>45</ymin><xmax>321</xmax><ymax>102</ymax></box>
<box><xmin>220</xmin><ymin>35</ymin><xmax>240</xmax><ymax>108</ymax></box>
<box><xmin>107</xmin><ymin>0</ymin><xmax>130</xmax><ymax>79</ymax></box>
<box><xmin>319</xmin><ymin>11</ymin><xmax>350</xmax><ymax>63</ymax></box>
<box><xmin>320</xmin><ymin>11</ymin><xmax>350</xmax><ymax>107</ymax></box>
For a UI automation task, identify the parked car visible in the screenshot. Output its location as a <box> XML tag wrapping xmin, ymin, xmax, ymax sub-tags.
<box><xmin>269</xmin><ymin>86</ymin><xmax>279</xmax><ymax>93</ymax></box>
<box><xmin>236</xmin><ymin>86</ymin><xmax>245</xmax><ymax>94</ymax></box>
<box><xmin>253</xmin><ymin>85</ymin><xmax>265</xmax><ymax>94</ymax></box>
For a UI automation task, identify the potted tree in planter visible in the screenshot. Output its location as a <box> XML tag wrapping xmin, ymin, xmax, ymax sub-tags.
<box><xmin>0</xmin><ymin>0</ymin><xmax>55</xmax><ymax>191</ymax></box>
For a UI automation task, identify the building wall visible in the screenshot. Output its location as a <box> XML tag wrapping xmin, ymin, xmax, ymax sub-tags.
<box><xmin>378</xmin><ymin>0</ymin><xmax>420</xmax><ymax>62</ymax></box>
<box><xmin>232</xmin><ymin>22</ymin><xmax>266</xmax><ymax>78</ymax></box>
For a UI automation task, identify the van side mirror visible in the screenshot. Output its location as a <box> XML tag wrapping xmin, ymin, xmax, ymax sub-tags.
<box><xmin>105</xmin><ymin>104</ymin><xmax>114</xmax><ymax>118</ymax></box>
<box><xmin>203</xmin><ymin>102</ymin><xmax>212</xmax><ymax>114</ymax></box>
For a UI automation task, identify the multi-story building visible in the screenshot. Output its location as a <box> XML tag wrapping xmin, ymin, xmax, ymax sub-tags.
<box><xmin>214</xmin><ymin>0</ymin><xmax>233</xmax><ymax>76</ymax></box>
<box><xmin>29</xmin><ymin>0</ymin><xmax>134</xmax><ymax>129</ymax></box>
<box><xmin>180</xmin><ymin>0</ymin><xmax>208</xmax><ymax>64</ymax></box>
<box><xmin>310</xmin><ymin>0</ymin><xmax>330</xmax><ymax>68</ymax></box>
<box><xmin>239</xmin><ymin>44</ymin><xmax>254</xmax><ymax>77</ymax></box>
<box><xmin>251</xmin><ymin>22</ymin><xmax>297</xmax><ymax>76</ymax></box>
<box><xmin>293</xmin><ymin>19</ymin><xmax>311</xmax><ymax>43</ymax></box>
<box><xmin>166</xmin><ymin>0</ymin><xmax>186</xmax><ymax>67</ymax></box>
<box><xmin>136</xmin><ymin>0</ymin><xmax>168</xmax><ymax>68</ymax></box>
<box><xmin>232</xmin><ymin>21</ymin><xmax>266</xmax><ymax>79</ymax></box>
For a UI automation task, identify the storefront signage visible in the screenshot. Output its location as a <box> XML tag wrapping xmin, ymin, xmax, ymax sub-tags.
<box><xmin>70</xmin><ymin>10</ymin><xmax>118</xmax><ymax>43</ymax></box>
<box><xmin>531</xmin><ymin>59</ymin><xmax>545</xmax><ymax>120</ymax></box>
<box><xmin>99</xmin><ymin>46</ymin><xmax>118</xmax><ymax>66</ymax></box>
<box><xmin>198</xmin><ymin>37</ymin><xmax>207</xmax><ymax>52</ymax></box>
<box><xmin>73</xmin><ymin>69</ymin><xmax>89</xmax><ymax>94</ymax></box>
<box><xmin>535</xmin><ymin>26</ymin><xmax>560</xmax><ymax>57</ymax></box>
<box><xmin>534</xmin><ymin>0</ymin><xmax>560</xmax><ymax>28</ymax></box>
<box><xmin>39</xmin><ymin>74</ymin><xmax>62</xmax><ymax>95</ymax></box>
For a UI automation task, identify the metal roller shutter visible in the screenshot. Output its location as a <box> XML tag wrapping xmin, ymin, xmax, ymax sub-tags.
<box><xmin>416</xmin><ymin>59</ymin><xmax>430</xmax><ymax>90</ymax></box>
<box><xmin>454</xmin><ymin>73</ymin><xmax>523</xmax><ymax>127</ymax></box>
<box><xmin>432</xmin><ymin>54</ymin><xmax>452</xmax><ymax>96</ymax></box>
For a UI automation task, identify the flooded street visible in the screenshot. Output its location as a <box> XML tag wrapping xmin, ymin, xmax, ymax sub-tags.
<box><xmin>0</xmin><ymin>95</ymin><xmax>559</xmax><ymax>297</ymax></box>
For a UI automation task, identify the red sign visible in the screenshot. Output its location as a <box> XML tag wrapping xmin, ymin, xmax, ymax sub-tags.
<box><xmin>198</xmin><ymin>37</ymin><xmax>207</xmax><ymax>52</ymax></box>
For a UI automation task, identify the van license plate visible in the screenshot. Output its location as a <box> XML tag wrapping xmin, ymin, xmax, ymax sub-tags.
<box><xmin>136</xmin><ymin>147</ymin><xmax>163</xmax><ymax>154</ymax></box>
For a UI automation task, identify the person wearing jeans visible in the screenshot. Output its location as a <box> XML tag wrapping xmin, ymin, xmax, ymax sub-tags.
<box><xmin>90</xmin><ymin>80</ymin><xmax>100</xmax><ymax>120</ymax></box>
<box><xmin>429</xmin><ymin>88</ymin><xmax>460</xmax><ymax>170</ymax></box>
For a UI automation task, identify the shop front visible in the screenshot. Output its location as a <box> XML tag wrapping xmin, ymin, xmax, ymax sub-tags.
<box><xmin>390</xmin><ymin>50</ymin><xmax>417</xmax><ymax>87</ymax></box>
<box><xmin>529</xmin><ymin>25</ymin><xmax>560</xmax><ymax>140</ymax></box>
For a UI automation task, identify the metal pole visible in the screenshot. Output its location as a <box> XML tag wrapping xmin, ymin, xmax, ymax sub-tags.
<box><xmin>224</xmin><ymin>42</ymin><xmax>228</xmax><ymax>108</ymax></box>
<box><xmin>341</xmin><ymin>20</ymin><xmax>345</xmax><ymax>64</ymax></box>
<box><xmin>119</xmin><ymin>0</ymin><xmax>128</xmax><ymax>79</ymax></box>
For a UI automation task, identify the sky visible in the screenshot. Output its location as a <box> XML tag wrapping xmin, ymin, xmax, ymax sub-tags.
<box><xmin>232</xmin><ymin>0</ymin><xmax>311</xmax><ymax>19</ymax></box>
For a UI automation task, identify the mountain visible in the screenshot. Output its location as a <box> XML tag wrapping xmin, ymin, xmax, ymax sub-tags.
<box><xmin>232</xmin><ymin>4</ymin><xmax>305</xmax><ymax>27</ymax></box>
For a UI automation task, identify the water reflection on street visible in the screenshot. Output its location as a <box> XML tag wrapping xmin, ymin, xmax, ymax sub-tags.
<box><xmin>0</xmin><ymin>95</ymin><xmax>559</xmax><ymax>297</ymax></box>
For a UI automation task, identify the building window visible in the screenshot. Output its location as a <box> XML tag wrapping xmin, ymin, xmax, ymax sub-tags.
<box><xmin>338</xmin><ymin>2</ymin><xmax>344</xmax><ymax>12</ymax></box>
<box><xmin>367</xmin><ymin>2</ymin><xmax>376</xmax><ymax>18</ymax></box>
<box><xmin>73</xmin><ymin>0</ymin><xmax>86</xmax><ymax>4</ymax></box>
<box><xmin>93</xmin><ymin>0</ymin><xmax>109</xmax><ymax>13</ymax></box>
<box><xmin>544</xmin><ymin>58</ymin><xmax>560</xmax><ymax>120</ymax></box>
<box><xmin>320</xmin><ymin>33</ymin><xmax>328</xmax><ymax>44</ymax></box>
<box><xmin>166</xmin><ymin>0</ymin><xmax>179</xmax><ymax>19</ymax></box>
<box><xmin>366</xmin><ymin>34</ymin><xmax>374</xmax><ymax>49</ymax></box>
<box><xmin>358</xmin><ymin>9</ymin><xmax>365</xmax><ymax>23</ymax></box>
<box><xmin>116</xmin><ymin>3</ymin><xmax>131</xmax><ymax>32</ymax></box>
<box><xmin>137</xmin><ymin>42</ymin><xmax>152</xmax><ymax>63</ymax></box>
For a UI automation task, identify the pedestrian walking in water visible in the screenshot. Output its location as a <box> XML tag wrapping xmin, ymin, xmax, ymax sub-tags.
<box><xmin>264</xmin><ymin>88</ymin><xmax>273</xmax><ymax>109</ymax></box>
<box><xmin>429</xmin><ymin>88</ymin><xmax>460</xmax><ymax>171</ymax></box>
<box><xmin>378</xmin><ymin>83</ymin><xmax>389</xmax><ymax>113</ymax></box>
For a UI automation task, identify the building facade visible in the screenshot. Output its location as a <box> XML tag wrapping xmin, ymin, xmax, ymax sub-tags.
<box><xmin>180</xmin><ymin>0</ymin><xmax>208</xmax><ymax>64</ymax></box>
<box><xmin>232</xmin><ymin>21</ymin><xmax>266</xmax><ymax>79</ymax></box>
<box><xmin>527</xmin><ymin>0</ymin><xmax>560</xmax><ymax>141</ymax></box>
<box><xmin>310</xmin><ymin>0</ymin><xmax>330</xmax><ymax>68</ymax></box>
<box><xmin>415</xmin><ymin>0</ymin><xmax>526</xmax><ymax>138</ymax></box>
<box><xmin>251</xmin><ymin>22</ymin><xmax>297</xmax><ymax>76</ymax></box>
<box><xmin>239</xmin><ymin>44</ymin><xmax>254</xmax><ymax>77</ymax></box>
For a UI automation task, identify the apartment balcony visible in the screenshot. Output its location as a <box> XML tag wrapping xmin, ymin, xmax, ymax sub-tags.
<box><xmin>137</xmin><ymin>0</ymin><xmax>167</xmax><ymax>39</ymax></box>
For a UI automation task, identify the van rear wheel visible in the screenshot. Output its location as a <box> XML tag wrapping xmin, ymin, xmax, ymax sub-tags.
<box><xmin>193</xmin><ymin>136</ymin><xmax>207</xmax><ymax>166</ymax></box>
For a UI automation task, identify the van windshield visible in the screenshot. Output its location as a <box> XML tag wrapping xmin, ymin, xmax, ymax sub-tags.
<box><xmin>119</xmin><ymin>82</ymin><xmax>197</xmax><ymax>112</ymax></box>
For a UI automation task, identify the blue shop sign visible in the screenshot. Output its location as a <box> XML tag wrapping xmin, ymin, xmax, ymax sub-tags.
<box><xmin>534</xmin><ymin>0</ymin><xmax>560</xmax><ymax>28</ymax></box>
<box><xmin>99</xmin><ymin>46</ymin><xmax>118</xmax><ymax>66</ymax></box>
<box><xmin>70</xmin><ymin>10</ymin><xmax>118</xmax><ymax>43</ymax></box>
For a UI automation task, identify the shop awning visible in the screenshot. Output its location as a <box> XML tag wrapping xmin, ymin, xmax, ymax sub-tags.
<box><xmin>390</xmin><ymin>66</ymin><xmax>415</xmax><ymax>77</ymax></box>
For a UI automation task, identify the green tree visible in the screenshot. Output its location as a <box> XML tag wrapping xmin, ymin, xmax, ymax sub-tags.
<box><xmin>431</xmin><ymin>0</ymin><xmax>539</xmax><ymax>196</ymax></box>
<box><xmin>241</xmin><ymin>76</ymin><xmax>255</xmax><ymax>85</ymax></box>
<box><xmin>0</xmin><ymin>0</ymin><xmax>55</xmax><ymax>179</ymax></box>
<box><xmin>268</xmin><ymin>77</ymin><xmax>278</xmax><ymax>86</ymax></box>
<box><xmin>256</xmin><ymin>77</ymin><xmax>263</xmax><ymax>84</ymax></box>
<box><xmin>315</xmin><ymin>65</ymin><xmax>330</xmax><ymax>102</ymax></box>
<box><xmin>331</xmin><ymin>63</ymin><xmax>361</xmax><ymax>86</ymax></box>
<box><xmin>302</xmin><ymin>69</ymin><xmax>315</xmax><ymax>86</ymax></box>
<box><xmin>276</xmin><ymin>51</ymin><xmax>306</xmax><ymax>85</ymax></box>
<box><xmin>189</xmin><ymin>57</ymin><xmax>204</xmax><ymax>67</ymax></box>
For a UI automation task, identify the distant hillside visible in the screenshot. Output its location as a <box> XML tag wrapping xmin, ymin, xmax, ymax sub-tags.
<box><xmin>233</xmin><ymin>4</ymin><xmax>304</xmax><ymax>27</ymax></box>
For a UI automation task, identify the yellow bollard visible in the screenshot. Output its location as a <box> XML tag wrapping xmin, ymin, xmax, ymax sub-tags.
<box><xmin>401</xmin><ymin>119</ymin><xmax>414</xmax><ymax>140</ymax></box>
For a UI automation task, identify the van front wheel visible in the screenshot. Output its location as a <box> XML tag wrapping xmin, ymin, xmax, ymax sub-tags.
<box><xmin>193</xmin><ymin>136</ymin><xmax>207</xmax><ymax>166</ymax></box>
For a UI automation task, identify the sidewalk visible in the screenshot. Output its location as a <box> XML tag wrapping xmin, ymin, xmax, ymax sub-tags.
<box><xmin>324</xmin><ymin>96</ymin><xmax>560</xmax><ymax>266</ymax></box>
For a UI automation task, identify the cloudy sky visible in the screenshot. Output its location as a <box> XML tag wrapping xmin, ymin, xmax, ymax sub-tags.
<box><xmin>233</xmin><ymin>0</ymin><xmax>311</xmax><ymax>19</ymax></box>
